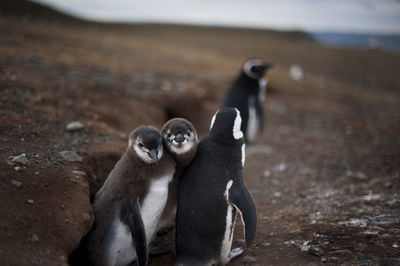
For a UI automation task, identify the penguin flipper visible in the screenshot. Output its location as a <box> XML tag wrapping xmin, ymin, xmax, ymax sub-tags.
<box><xmin>126</xmin><ymin>198</ymin><xmax>148</xmax><ymax>266</ymax></box>
<box><xmin>254</xmin><ymin>98</ymin><xmax>265</xmax><ymax>133</ymax></box>
<box><xmin>229</xmin><ymin>179</ymin><xmax>257</xmax><ymax>247</ymax></box>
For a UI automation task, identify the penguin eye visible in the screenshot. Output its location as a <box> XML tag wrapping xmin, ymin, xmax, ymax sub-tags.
<box><xmin>138</xmin><ymin>143</ymin><xmax>144</xmax><ymax>148</ymax></box>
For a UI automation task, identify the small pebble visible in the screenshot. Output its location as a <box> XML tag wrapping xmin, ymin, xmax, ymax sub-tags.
<box><xmin>243</xmin><ymin>255</ymin><xmax>257</xmax><ymax>263</ymax></box>
<box><xmin>263</xmin><ymin>170</ymin><xmax>271</xmax><ymax>177</ymax></box>
<box><xmin>276</xmin><ymin>163</ymin><xmax>287</xmax><ymax>172</ymax></box>
<box><xmin>393</xmin><ymin>243</ymin><xmax>399</xmax><ymax>248</ymax></box>
<box><xmin>60</xmin><ymin>204</ymin><xmax>65</xmax><ymax>209</ymax></box>
<box><xmin>59</xmin><ymin>151</ymin><xmax>83</xmax><ymax>162</ymax></box>
<box><xmin>14</xmin><ymin>166</ymin><xmax>22</xmax><ymax>171</ymax></box>
<box><xmin>72</xmin><ymin>170</ymin><xmax>87</xmax><ymax>177</ymax></box>
<box><xmin>34</xmin><ymin>172</ymin><xmax>39</xmax><ymax>175</ymax></box>
<box><xmin>31</xmin><ymin>234</ymin><xmax>39</xmax><ymax>242</ymax></box>
<box><xmin>27</xmin><ymin>199</ymin><xmax>34</xmax><ymax>204</ymax></box>
<box><xmin>8</xmin><ymin>153</ymin><xmax>30</xmax><ymax>166</ymax></box>
<box><xmin>308</xmin><ymin>246</ymin><xmax>324</xmax><ymax>256</ymax></box>
<box><xmin>329</xmin><ymin>249</ymin><xmax>353</xmax><ymax>258</ymax></box>
<box><xmin>11</xmin><ymin>179</ymin><xmax>22</xmax><ymax>187</ymax></box>
<box><xmin>66</xmin><ymin>121</ymin><xmax>85</xmax><ymax>132</ymax></box>
<box><xmin>321</xmin><ymin>257</ymin><xmax>327</xmax><ymax>263</ymax></box>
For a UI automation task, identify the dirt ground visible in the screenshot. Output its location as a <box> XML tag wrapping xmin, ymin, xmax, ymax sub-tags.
<box><xmin>1</xmin><ymin>4</ymin><xmax>400</xmax><ymax>266</ymax></box>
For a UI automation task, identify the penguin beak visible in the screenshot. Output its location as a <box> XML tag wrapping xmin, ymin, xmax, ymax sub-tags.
<box><xmin>251</xmin><ymin>63</ymin><xmax>273</xmax><ymax>75</ymax></box>
<box><xmin>174</xmin><ymin>134</ymin><xmax>185</xmax><ymax>144</ymax></box>
<box><xmin>149</xmin><ymin>150</ymin><xmax>160</xmax><ymax>163</ymax></box>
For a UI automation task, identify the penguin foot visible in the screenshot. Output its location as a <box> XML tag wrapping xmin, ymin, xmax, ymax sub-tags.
<box><xmin>149</xmin><ymin>241</ymin><xmax>171</xmax><ymax>256</ymax></box>
<box><xmin>228</xmin><ymin>247</ymin><xmax>245</xmax><ymax>262</ymax></box>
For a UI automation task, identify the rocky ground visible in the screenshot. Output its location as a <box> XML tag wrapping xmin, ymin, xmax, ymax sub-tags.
<box><xmin>1</xmin><ymin>4</ymin><xmax>400</xmax><ymax>266</ymax></box>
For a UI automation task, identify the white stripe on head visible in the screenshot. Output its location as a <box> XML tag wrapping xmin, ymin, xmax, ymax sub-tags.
<box><xmin>243</xmin><ymin>59</ymin><xmax>264</xmax><ymax>79</ymax></box>
<box><xmin>233</xmin><ymin>108</ymin><xmax>244</xmax><ymax>140</ymax></box>
<box><xmin>133</xmin><ymin>142</ymin><xmax>153</xmax><ymax>164</ymax></box>
<box><xmin>210</xmin><ymin>110</ymin><xmax>219</xmax><ymax>131</ymax></box>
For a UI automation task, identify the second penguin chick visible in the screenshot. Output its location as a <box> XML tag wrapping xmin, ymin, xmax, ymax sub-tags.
<box><xmin>156</xmin><ymin>118</ymin><xmax>198</xmax><ymax>233</ymax></box>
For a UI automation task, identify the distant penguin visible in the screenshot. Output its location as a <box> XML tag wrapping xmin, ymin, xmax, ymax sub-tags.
<box><xmin>223</xmin><ymin>58</ymin><xmax>273</xmax><ymax>142</ymax></box>
<box><xmin>175</xmin><ymin>107</ymin><xmax>257</xmax><ymax>266</ymax></box>
<box><xmin>82</xmin><ymin>126</ymin><xmax>176</xmax><ymax>266</ymax></box>
<box><xmin>156</xmin><ymin>118</ymin><xmax>198</xmax><ymax>233</ymax></box>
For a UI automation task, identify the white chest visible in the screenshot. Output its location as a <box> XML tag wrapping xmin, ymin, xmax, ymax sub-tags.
<box><xmin>141</xmin><ymin>175</ymin><xmax>173</xmax><ymax>242</ymax></box>
<box><xmin>108</xmin><ymin>175</ymin><xmax>173</xmax><ymax>266</ymax></box>
<box><xmin>247</xmin><ymin>99</ymin><xmax>257</xmax><ymax>142</ymax></box>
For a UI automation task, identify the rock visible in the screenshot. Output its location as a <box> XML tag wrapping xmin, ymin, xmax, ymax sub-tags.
<box><xmin>14</xmin><ymin>166</ymin><xmax>22</xmax><ymax>171</ymax></box>
<box><xmin>66</xmin><ymin>121</ymin><xmax>85</xmax><ymax>132</ymax></box>
<box><xmin>263</xmin><ymin>170</ymin><xmax>271</xmax><ymax>177</ymax></box>
<box><xmin>338</xmin><ymin>218</ymin><xmax>368</xmax><ymax>228</ymax></box>
<box><xmin>26</xmin><ymin>53</ymin><xmax>39</xmax><ymax>63</ymax></box>
<box><xmin>361</xmin><ymin>193</ymin><xmax>381</xmax><ymax>201</ymax></box>
<box><xmin>27</xmin><ymin>199</ymin><xmax>34</xmax><ymax>204</ymax></box>
<box><xmin>72</xmin><ymin>170</ymin><xmax>87</xmax><ymax>177</ymax></box>
<box><xmin>276</xmin><ymin>163</ymin><xmax>287</xmax><ymax>172</ymax></box>
<box><xmin>243</xmin><ymin>255</ymin><xmax>257</xmax><ymax>263</ymax></box>
<box><xmin>273</xmin><ymin>192</ymin><xmax>281</xmax><ymax>197</ymax></box>
<box><xmin>329</xmin><ymin>249</ymin><xmax>353</xmax><ymax>258</ymax></box>
<box><xmin>369</xmin><ymin>215</ymin><xmax>400</xmax><ymax>225</ymax></box>
<box><xmin>59</xmin><ymin>151</ymin><xmax>83</xmax><ymax>162</ymax></box>
<box><xmin>308</xmin><ymin>246</ymin><xmax>324</xmax><ymax>256</ymax></box>
<box><xmin>31</xmin><ymin>234</ymin><xmax>39</xmax><ymax>242</ymax></box>
<box><xmin>346</xmin><ymin>170</ymin><xmax>367</xmax><ymax>180</ymax></box>
<box><xmin>60</xmin><ymin>204</ymin><xmax>65</xmax><ymax>209</ymax></box>
<box><xmin>7</xmin><ymin>153</ymin><xmax>30</xmax><ymax>166</ymax></box>
<box><xmin>11</xmin><ymin>179</ymin><xmax>22</xmax><ymax>187</ymax></box>
<box><xmin>300</xmin><ymin>241</ymin><xmax>310</xmax><ymax>252</ymax></box>
<box><xmin>393</xmin><ymin>243</ymin><xmax>399</xmax><ymax>248</ymax></box>
<box><xmin>321</xmin><ymin>257</ymin><xmax>327</xmax><ymax>263</ymax></box>
<box><xmin>330</xmin><ymin>256</ymin><xmax>339</xmax><ymax>262</ymax></box>
<box><xmin>289</xmin><ymin>63</ymin><xmax>304</xmax><ymax>81</ymax></box>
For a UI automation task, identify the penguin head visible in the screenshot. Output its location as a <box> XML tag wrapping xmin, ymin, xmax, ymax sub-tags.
<box><xmin>162</xmin><ymin>118</ymin><xmax>198</xmax><ymax>155</ymax></box>
<box><xmin>128</xmin><ymin>126</ymin><xmax>163</xmax><ymax>164</ymax></box>
<box><xmin>209</xmin><ymin>107</ymin><xmax>244</xmax><ymax>144</ymax></box>
<box><xmin>243</xmin><ymin>58</ymin><xmax>273</xmax><ymax>80</ymax></box>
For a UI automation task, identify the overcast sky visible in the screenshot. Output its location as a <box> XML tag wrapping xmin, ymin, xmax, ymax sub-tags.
<box><xmin>34</xmin><ymin>0</ymin><xmax>400</xmax><ymax>33</ymax></box>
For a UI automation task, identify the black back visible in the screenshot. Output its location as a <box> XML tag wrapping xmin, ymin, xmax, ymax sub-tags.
<box><xmin>175</xmin><ymin>108</ymin><xmax>244</xmax><ymax>264</ymax></box>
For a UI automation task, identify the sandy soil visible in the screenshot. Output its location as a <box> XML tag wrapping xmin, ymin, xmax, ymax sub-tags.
<box><xmin>1</xmin><ymin>8</ymin><xmax>400</xmax><ymax>266</ymax></box>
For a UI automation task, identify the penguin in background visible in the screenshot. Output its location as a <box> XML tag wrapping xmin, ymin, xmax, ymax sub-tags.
<box><xmin>75</xmin><ymin>126</ymin><xmax>176</xmax><ymax>266</ymax></box>
<box><xmin>156</xmin><ymin>118</ymin><xmax>198</xmax><ymax>233</ymax></box>
<box><xmin>175</xmin><ymin>107</ymin><xmax>257</xmax><ymax>266</ymax></box>
<box><xmin>223</xmin><ymin>58</ymin><xmax>273</xmax><ymax>143</ymax></box>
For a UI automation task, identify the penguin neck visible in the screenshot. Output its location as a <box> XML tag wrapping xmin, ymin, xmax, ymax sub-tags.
<box><xmin>209</xmin><ymin>132</ymin><xmax>244</xmax><ymax>147</ymax></box>
<box><xmin>237</xmin><ymin>72</ymin><xmax>260</xmax><ymax>91</ymax></box>
<box><xmin>171</xmin><ymin>145</ymin><xmax>197</xmax><ymax>167</ymax></box>
<box><xmin>126</xmin><ymin>147</ymin><xmax>149</xmax><ymax>166</ymax></box>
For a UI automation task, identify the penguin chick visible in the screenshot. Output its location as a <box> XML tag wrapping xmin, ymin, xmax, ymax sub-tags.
<box><xmin>223</xmin><ymin>58</ymin><xmax>273</xmax><ymax>143</ymax></box>
<box><xmin>82</xmin><ymin>126</ymin><xmax>176</xmax><ymax>266</ymax></box>
<box><xmin>156</xmin><ymin>118</ymin><xmax>198</xmax><ymax>233</ymax></box>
